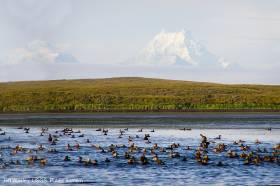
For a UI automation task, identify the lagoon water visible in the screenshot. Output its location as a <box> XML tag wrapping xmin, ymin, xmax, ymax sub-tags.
<box><xmin>0</xmin><ymin>113</ymin><xmax>280</xmax><ymax>185</ymax></box>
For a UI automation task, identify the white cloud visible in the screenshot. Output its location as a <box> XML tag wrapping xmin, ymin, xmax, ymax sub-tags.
<box><xmin>218</xmin><ymin>57</ymin><xmax>231</xmax><ymax>69</ymax></box>
<box><xmin>134</xmin><ymin>30</ymin><xmax>230</xmax><ymax>69</ymax></box>
<box><xmin>5</xmin><ymin>40</ymin><xmax>78</xmax><ymax>65</ymax></box>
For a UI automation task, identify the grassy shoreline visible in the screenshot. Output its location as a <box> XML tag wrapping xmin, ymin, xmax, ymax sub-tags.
<box><xmin>1</xmin><ymin>77</ymin><xmax>279</xmax><ymax>113</ymax></box>
<box><xmin>0</xmin><ymin>109</ymin><xmax>280</xmax><ymax>114</ymax></box>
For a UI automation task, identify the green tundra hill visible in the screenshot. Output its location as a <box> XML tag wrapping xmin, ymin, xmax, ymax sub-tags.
<box><xmin>0</xmin><ymin>77</ymin><xmax>280</xmax><ymax>112</ymax></box>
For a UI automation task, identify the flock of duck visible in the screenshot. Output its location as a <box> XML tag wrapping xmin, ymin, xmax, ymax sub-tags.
<box><xmin>0</xmin><ymin>127</ymin><xmax>279</xmax><ymax>168</ymax></box>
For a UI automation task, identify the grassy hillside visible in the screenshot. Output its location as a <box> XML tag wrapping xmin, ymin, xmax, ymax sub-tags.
<box><xmin>0</xmin><ymin>77</ymin><xmax>280</xmax><ymax>112</ymax></box>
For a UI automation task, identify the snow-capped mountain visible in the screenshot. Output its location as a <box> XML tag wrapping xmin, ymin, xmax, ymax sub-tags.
<box><xmin>136</xmin><ymin>30</ymin><xmax>230</xmax><ymax>68</ymax></box>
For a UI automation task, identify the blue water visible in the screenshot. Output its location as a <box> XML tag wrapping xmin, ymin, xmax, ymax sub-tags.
<box><xmin>0</xmin><ymin>114</ymin><xmax>280</xmax><ymax>185</ymax></box>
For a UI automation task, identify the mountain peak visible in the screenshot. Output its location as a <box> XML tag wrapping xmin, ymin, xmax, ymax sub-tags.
<box><xmin>136</xmin><ymin>30</ymin><xmax>229</xmax><ymax>68</ymax></box>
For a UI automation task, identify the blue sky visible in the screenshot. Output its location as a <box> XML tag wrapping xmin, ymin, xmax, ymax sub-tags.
<box><xmin>0</xmin><ymin>0</ymin><xmax>280</xmax><ymax>84</ymax></box>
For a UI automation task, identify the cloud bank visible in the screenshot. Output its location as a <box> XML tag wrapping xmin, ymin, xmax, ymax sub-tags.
<box><xmin>5</xmin><ymin>40</ymin><xmax>78</xmax><ymax>65</ymax></box>
<box><xmin>0</xmin><ymin>32</ymin><xmax>278</xmax><ymax>84</ymax></box>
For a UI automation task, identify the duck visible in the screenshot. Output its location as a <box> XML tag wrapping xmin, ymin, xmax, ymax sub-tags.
<box><xmin>267</xmin><ymin>127</ymin><xmax>272</xmax><ymax>131</ymax></box>
<box><xmin>170</xmin><ymin>143</ymin><xmax>180</xmax><ymax>149</ymax></box>
<box><xmin>102</xmin><ymin>129</ymin><xmax>108</xmax><ymax>135</ymax></box>
<box><xmin>216</xmin><ymin>161</ymin><xmax>224</xmax><ymax>166</ymax></box>
<box><xmin>180</xmin><ymin>128</ymin><xmax>191</xmax><ymax>131</ymax></box>
<box><xmin>273</xmin><ymin>144</ymin><xmax>280</xmax><ymax>150</ymax></box>
<box><xmin>124</xmin><ymin>152</ymin><xmax>131</xmax><ymax>159</ymax></box>
<box><xmin>24</xmin><ymin>128</ymin><xmax>30</xmax><ymax>133</ymax></box>
<box><xmin>240</xmin><ymin>152</ymin><xmax>247</xmax><ymax>158</ymax></box>
<box><xmin>263</xmin><ymin>156</ymin><xmax>273</xmax><ymax>162</ymax></box>
<box><xmin>128</xmin><ymin>157</ymin><xmax>136</xmax><ymax>165</ymax></box>
<box><xmin>15</xmin><ymin>145</ymin><xmax>23</xmax><ymax>151</ymax></box>
<box><xmin>240</xmin><ymin>144</ymin><xmax>250</xmax><ymax>151</ymax></box>
<box><xmin>128</xmin><ymin>144</ymin><xmax>138</xmax><ymax>153</ymax></box>
<box><xmin>64</xmin><ymin>155</ymin><xmax>71</xmax><ymax>161</ymax></box>
<box><xmin>66</xmin><ymin>144</ymin><xmax>73</xmax><ymax>151</ymax></box>
<box><xmin>84</xmin><ymin>159</ymin><xmax>92</xmax><ymax>166</ymax></box>
<box><xmin>75</xmin><ymin>143</ymin><xmax>80</xmax><ymax>149</ymax></box>
<box><xmin>26</xmin><ymin>156</ymin><xmax>34</xmax><ymax>161</ymax></box>
<box><xmin>152</xmin><ymin>155</ymin><xmax>159</xmax><ymax>162</ymax></box>
<box><xmin>169</xmin><ymin>151</ymin><xmax>180</xmax><ymax>158</ymax></box>
<box><xmin>78</xmin><ymin>156</ymin><xmax>83</xmax><ymax>163</ymax></box>
<box><xmin>26</xmin><ymin>156</ymin><xmax>34</xmax><ymax>164</ymax></box>
<box><xmin>200</xmin><ymin>155</ymin><xmax>209</xmax><ymax>165</ymax></box>
<box><xmin>214</xmin><ymin>135</ymin><xmax>221</xmax><ymax>140</ymax></box>
<box><xmin>153</xmin><ymin>143</ymin><xmax>158</xmax><ymax>149</ymax></box>
<box><xmin>144</xmin><ymin>135</ymin><xmax>149</xmax><ymax>141</ymax></box>
<box><xmin>200</xmin><ymin>134</ymin><xmax>208</xmax><ymax>143</ymax></box>
<box><xmin>140</xmin><ymin>154</ymin><xmax>148</xmax><ymax>165</ymax></box>
<box><xmin>128</xmin><ymin>136</ymin><xmax>133</xmax><ymax>142</ymax></box>
<box><xmin>105</xmin><ymin>158</ymin><xmax>111</xmax><ymax>163</ymax></box>
<box><xmin>195</xmin><ymin>150</ymin><xmax>202</xmax><ymax>159</ymax></box>
<box><xmin>40</xmin><ymin>159</ymin><xmax>47</xmax><ymax>166</ymax></box>
<box><xmin>142</xmin><ymin>148</ymin><xmax>147</xmax><ymax>154</ymax></box>
<box><xmin>227</xmin><ymin>150</ymin><xmax>238</xmax><ymax>158</ymax></box>
<box><xmin>252</xmin><ymin>156</ymin><xmax>261</xmax><ymax>165</ymax></box>
<box><xmin>153</xmin><ymin>156</ymin><xmax>165</xmax><ymax>165</ymax></box>
<box><xmin>112</xmin><ymin>151</ymin><xmax>118</xmax><ymax>158</ymax></box>
<box><xmin>213</xmin><ymin>143</ymin><xmax>226</xmax><ymax>153</ymax></box>
<box><xmin>48</xmin><ymin>134</ymin><xmax>53</xmax><ymax>142</ymax></box>
<box><xmin>119</xmin><ymin>129</ymin><xmax>125</xmax><ymax>135</ymax></box>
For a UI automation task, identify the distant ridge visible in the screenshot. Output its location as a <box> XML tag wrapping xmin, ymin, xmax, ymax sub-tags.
<box><xmin>0</xmin><ymin>77</ymin><xmax>279</xmax><ymax>113</ymax></box>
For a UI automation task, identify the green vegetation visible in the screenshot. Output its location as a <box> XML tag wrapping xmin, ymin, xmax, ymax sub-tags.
<box><xmin>0</xmin><ymin>77</ymin><xmax>280</xmax><ymax>112</ymax></box>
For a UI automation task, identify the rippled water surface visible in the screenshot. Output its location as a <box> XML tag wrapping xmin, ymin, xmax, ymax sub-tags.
<box><xmin>0</xmin><ymin>113</ymin><xmax>280</xmax><ymax>185</ymax></box>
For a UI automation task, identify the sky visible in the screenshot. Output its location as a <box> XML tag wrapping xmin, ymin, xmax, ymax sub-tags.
<box><xmin>0</xmin><ymin>0</ymin><xmax>280</xmax><ymax>84</ymax></box>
